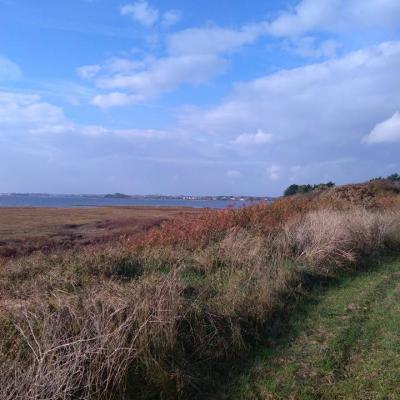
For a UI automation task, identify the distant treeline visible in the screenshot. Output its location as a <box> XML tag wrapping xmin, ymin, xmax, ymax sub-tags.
<box><xmin>370</xmin><ymin>173</ymin><xmax>400</xmax><ymax>183</ymax></box>
<box><xmin>284</xmin><ymin>173</ymin><xmax>400</xmax><ymax>197</ymax></box>
<box><xmin>284</xmin><ymin>182</ymin><xmax>335</xmax><ymax>196</ymax></box>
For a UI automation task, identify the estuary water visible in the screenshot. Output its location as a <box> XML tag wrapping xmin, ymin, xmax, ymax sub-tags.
<box><xmin>0</xmin><ymin>195</ymin><xmax>248</xmax><ymax>209</ymax></box>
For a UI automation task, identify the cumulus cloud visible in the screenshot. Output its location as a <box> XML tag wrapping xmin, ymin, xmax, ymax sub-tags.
<box><xmin>233</xmin><ymin>130</ymin><xmax>272</xmax><ymax>145</ymax></box>
<box><xmin>182</xmin><ymin>41</ymin><xmax>400</xmax><ymax>146</ymax></box>
<box><xmin>364</xmin><ymin>112</ymin><xmax>400</xmax><ymax>143</ymax></box>
<box><xmin>120</xmin><ymin>1</ymin><xmax>159</xmax><ymax>27</ymax></box>
<box><xmin>0</xmin><ymin>55</ymin><xmax>22</xmax><ymax>80</ymax></box>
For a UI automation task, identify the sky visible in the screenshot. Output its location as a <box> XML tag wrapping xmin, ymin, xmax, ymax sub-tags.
<box><xmin>0</xmin><ymin>0</ymin><xmax>400</xmax><ymax>196</ymax></box>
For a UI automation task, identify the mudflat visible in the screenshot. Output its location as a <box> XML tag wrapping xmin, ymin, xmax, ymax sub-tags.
<box><xmin>0</xmin><ymin>206</ymin><xmax>204</xmax><ymax>257</ymax></box>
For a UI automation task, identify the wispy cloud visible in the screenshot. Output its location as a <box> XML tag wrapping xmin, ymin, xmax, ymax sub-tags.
<box><xmin>267</xmin><ymin>165</ymin><xmax>280</xmax><ymax>181</ymax></box>
<box><xmin>77</xmin><ymin>64</ymin><xmax>101</xmax><ymax>79</ymax></box>
<box><xmin>227</xmin><ymin>169</ymin><xmax>242</xmax><ymax>178</ymax></box>
<box><xmin>265</xmin><ymin>0</ymin><xmax>400</xmax><ymax>37</ymax></box>
<box><xmin>0</xmin><ymin>55</ymin><xmax>22</xmax><ymax>81</ymax></box>
<box><xmin>364</xmin><ymin>112</ymin><xmax>400</xmax><ymax>144</ymax></box>
<box><xmin>283</xmin><ymin>36</ymin><xmax>341</xmax><ymax>58</ymax></box>
<box><xmin>0</xmin><ymin>91</ymin><xmax>167</xmax><ymax>138</ymax></box>
<box><xmin>162</xmin><ymin>10</ymin><xmax>182</xmax><ymax>28</ymax></box>
<box><xmin>91</xmin><ymin>92</ymin><xmax>143</xmax><ymax>108</ymax></box>
<box><xmin>84</xmin><ymin>54</ymin><xmax>226</xmax><ymax>108</ymax></box>
<box><xmin>86</xmin><ymin>0</ymin><xmax>400</xmax><ymax>109</ymax></box>
<box><xmin>83</xmin><ymin>25</ymin><xmax>258</xmax><ymax>108</ymax></box>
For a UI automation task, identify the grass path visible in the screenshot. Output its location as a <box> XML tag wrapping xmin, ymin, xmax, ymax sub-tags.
<box><xmin>213</xmin><ymin>259</ymin><xmax>400</xmax><ymax>400</ymax></box>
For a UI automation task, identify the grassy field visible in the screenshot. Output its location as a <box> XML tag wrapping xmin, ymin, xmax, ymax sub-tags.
<box><xmin>0</xmin><ymin>206</ymin><xmax>203</xmax><ymax>257</ymax></box>
<box><xmin>216</xmin><ymin>258</ymin><xmax>400</xmax><ymax>400</ymax></box>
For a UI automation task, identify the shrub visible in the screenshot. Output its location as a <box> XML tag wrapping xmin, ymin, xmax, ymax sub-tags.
<box><xmin>283</xmin><ymin>182</ymin><xmax>335</xmax><ymax>196</ymax></box>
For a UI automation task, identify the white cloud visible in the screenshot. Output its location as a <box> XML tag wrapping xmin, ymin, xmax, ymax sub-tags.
<box><xmin>0</xmin><ymin>91</ymin><xmax>167</xmax><ymax>139</ymax></box>
<box><xmin>267</xmin><ymin>165</ymin><xmax>280</xmax><ymax>181</ymax></box>
<box><xmin>266</xmin><ymin>0</ymin><xmax>340</xmax><ymax>37</ymax></box>
<box><xmin>86</xmin><ymin>0</ymin><xmax>400</xmax><ymax>109</ymax></box>
<box><xmin>364</xmin><ymin>112</ymin><xmax>400</xmax><ymax>143</ymax></box>
<box><xmin>161</xmin><ymin>0</ymin><xmax>400</xmax><ymax>55</ymax></box>
<box><xmin>162</xmin><ymin>10</ymin><xmax>182</xmax><ymax>28</ymax></box>
<box><xmin>85</xmin><ymin>26</ymin><xmax>256</xmax><ymax>108</ymax></box>
<box><xmin>181</xmin><ymin>41</ymin><xmax>400</xmax><ymax>146</ymax></box>
<box><xmin>91</xmin><ymin>92</ymin><xmax>143</xmax><ymax>109</ymax></box>
<box><xmin>0</xmin><ymin>55</ymin><xmax>22</xmax><ymax>80</ymax></box>
<box><xmin>120</xmin><ymin>1</ymin><xmax>159</xmax><ymax>27</ymax></box>
<box><xmin>266</xmin><ymin>0</ymin><xmax>400</xmax><ymax>38</ymax></box>
<box><xmin>91</xmin><ymin>54</ymin><xmax>226</xmax><ymax>102</ymax></box>
<box><xmin>0</xmin><ymin>92</ymin><xmax>74</xmax><ymax>134</ymax></box>
<box><xmin>233</xmin><ymin>130</ymin><xmax>272</xmax><ymax>145</ymax></box>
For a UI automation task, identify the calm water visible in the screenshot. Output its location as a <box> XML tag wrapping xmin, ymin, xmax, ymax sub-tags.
<box><xmin>0</xmin><ymin>196</ymin><xmax>248</xmax><ymax>209</ymax></box>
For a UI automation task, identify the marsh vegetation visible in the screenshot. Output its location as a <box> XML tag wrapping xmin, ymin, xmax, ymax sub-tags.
<box><xmin>1</xmin><ymin>181</ymin><xmax>400</xmax><ymax>399</ymax></box>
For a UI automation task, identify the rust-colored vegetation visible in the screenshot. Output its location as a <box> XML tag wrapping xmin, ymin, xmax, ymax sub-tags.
<box><xmin>1</xmin><ymin>181</ymin><xmax>400</xmax><ymax>399</ymax></box>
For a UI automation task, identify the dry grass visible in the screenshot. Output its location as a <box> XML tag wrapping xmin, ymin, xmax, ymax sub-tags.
<box><xmin>1</xmin><ymin>194</ymin><xmax>400</xmax><ymax>399</ymax></box>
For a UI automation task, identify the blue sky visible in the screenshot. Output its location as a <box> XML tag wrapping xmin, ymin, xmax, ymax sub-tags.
<box><xmin>1</xmin><ymin>0</ymin><xmax>400</xmax><ymax>196</ymax></box>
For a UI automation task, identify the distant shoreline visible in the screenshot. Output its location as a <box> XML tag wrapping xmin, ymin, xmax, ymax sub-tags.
<box><xmin>0</xmin><ymin>195</ymin><xmax>273</xmax><ymax>209</ymax></box>
<box><xmin>0</xmin><ymin>193</ymin><xmax>274</xmax><ymax>202</ymax></box>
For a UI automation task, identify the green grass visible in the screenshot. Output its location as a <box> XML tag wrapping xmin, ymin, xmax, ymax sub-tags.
<box><xmin>213</xmin><ymin>259</ymin><xmax>400</xmax><ymax>400</ymax></box>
